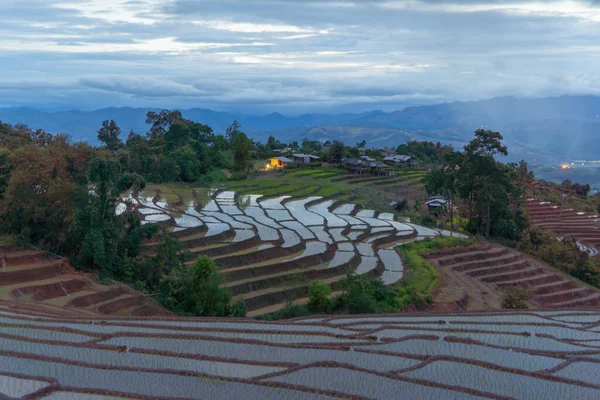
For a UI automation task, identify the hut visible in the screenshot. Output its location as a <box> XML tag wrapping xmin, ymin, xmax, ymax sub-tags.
<box><xmin>268</xmin><ymin>156</ymin><xmax>295</xmax><ymax>169</ymax></box>
<box><xmin>292</xmin><ymin>153</ymin><xmax>321</xmax><ymax>166</ymax></box>
<box><xmin>383</xmin><ymin>155</ymin><xmax>419</xmax><ymax>168</ymax></box>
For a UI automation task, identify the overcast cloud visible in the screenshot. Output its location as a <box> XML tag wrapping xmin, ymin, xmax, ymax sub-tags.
<box><xmin>2</xmin><ymin>0</ymin><xmax>600</xmax><ymax>113</ymax></box>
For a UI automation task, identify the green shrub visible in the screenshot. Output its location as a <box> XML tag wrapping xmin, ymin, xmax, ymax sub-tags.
<box><xmin>307</xmin><ymin>280</ymin><xmax>333</xmax><ymax>313</ymax></box>
<box><xmin>270</xmin><ymin>301</ymin><xmax>310</xmax><ymax>320</ymax></box>
<box><xmin>502</xmin><ymin>286</ymin><xmax>530</xmax><ymax>309</ymax></box>
<box><xmin>228</xmin><ymin>171</ymin><xmax>247</xmax><ymax>181</ymax></box>
<box><xmin>198</xmin><ymin>169</ymin><xmax>227</xmax><ymax>184</ymax></box>
<box><xmin>420</xmin><ymin>214</ymin><xmax>437</xmax><ymax>227</ymax></box>
<box><xmin>339</xmin><ymin>271</ymin><xmax>379</xmax><ymax>314</ymax></box>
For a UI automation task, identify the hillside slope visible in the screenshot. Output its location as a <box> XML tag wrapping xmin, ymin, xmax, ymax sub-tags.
<box><xmin>0</xmin><ymin>244</ymin><xmax>169</xmax><ymax>317</ymax></box>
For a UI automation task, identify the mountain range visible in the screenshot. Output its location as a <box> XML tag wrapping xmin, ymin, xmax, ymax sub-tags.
<box><xmin>2</xmin><ymin>95</ymin><xmax>600</xmax><ymax>164</ymax></box>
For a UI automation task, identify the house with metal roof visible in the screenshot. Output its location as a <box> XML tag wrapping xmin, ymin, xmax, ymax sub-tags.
<box><xmin>292</xmin><ymin>153</ymin><xmax>321</xmax><ymax>165</ymax></box>
<box><xmin>383</xmin><ymin>154</ymin><xmax>419</xmax><ymax>168</ymax></box>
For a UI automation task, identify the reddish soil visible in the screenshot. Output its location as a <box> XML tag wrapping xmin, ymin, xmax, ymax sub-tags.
<box><xmin>0</xmin><ymin>247</ymin><xmax>169</xmax><ymax>317</ymax></box>
<box><xmin>525</xmin><ymin>200</ymin><xmax>600</xmax><ymax>256</ymax></box>
<box><xmin>427</xmin><ymin>243</ymin><xmax>600</xmax><ymax>310</ymax></box>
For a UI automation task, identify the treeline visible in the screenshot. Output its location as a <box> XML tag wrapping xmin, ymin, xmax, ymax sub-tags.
<box><xmin>97</xmin><ymin>111</ymin><xmax>254</xmax><ymax>183</ymax></box>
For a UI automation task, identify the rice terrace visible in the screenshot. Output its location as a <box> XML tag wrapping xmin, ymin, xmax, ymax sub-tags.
<box><xmin>1</xmin><ymin>305</ymin><xmax>600</xmax><ymax>399</ymax></box>
<box><xmin>124</xmin><ymin>178</ymin><xmax>439</xmax><ymax>316</ymax></box>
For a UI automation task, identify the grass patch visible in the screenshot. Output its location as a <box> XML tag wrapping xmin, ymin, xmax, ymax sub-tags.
<box><xmin>396</xmin><ymin>236</ymin><xmax>472</xmax><ymax>308</ymax></box>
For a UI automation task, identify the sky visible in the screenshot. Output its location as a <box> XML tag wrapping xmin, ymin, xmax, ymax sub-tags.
<box><xmin>2</xmin><ymin>0</ymin><xmax>600</xmax><ymax>114</ymax></box>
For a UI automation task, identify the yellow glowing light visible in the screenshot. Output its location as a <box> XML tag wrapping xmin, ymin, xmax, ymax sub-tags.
<box><xmin>561</xmin><ymin>164</ymin><xmax>569</xmax><ymax>169</ymax></box>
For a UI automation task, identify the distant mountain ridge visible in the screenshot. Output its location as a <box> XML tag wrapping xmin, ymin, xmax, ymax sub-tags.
<box><xmin>2</xmin><ymin>95</ymin><xmax>600</xmax><ymax>163</ymax></box>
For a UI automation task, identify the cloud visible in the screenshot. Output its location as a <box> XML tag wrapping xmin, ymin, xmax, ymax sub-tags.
<box><xmin>1</xmin><ymin>0</ymin><xmax>600</xmax><ymax>112</ymax></box>
<box><xmin>79</xmin><ymin>76</ymin><xmax>205</xmax><ymax>97</ymax></box>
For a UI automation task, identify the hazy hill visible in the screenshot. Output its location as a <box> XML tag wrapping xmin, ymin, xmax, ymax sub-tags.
<box><xmin>2</xmin><ymin>95</ymin><xmax>600</xmax><ymax>163</ymax></box>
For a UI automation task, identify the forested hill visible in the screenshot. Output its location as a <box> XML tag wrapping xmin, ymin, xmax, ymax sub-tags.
<box><xmin>2</xmin><ymin>95</ymin><xmax>600</xmax><ymax>163</ymax></box>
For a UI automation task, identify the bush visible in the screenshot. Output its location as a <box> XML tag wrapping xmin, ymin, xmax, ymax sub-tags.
<box><xmin>393</xmin><ymin>199</ymin><xmax>409</xmax><ymax>213</ymax></box>
<box><xmin>228</xmin><ymin>171</ymin><xmax>247</xmax><ymax>181</ymax></box>
<box><xmin>307</xmin><ymin>280</ymin><xmax>332</xmax><ymax>313</ymax></box>
<box><xmin>183</xmin><ymin>256</ymin><xmax>246</xmax><ymax>317</ymax></box>
<box><xmin>198</xmin><ymin>169</ymin><xmax>227</xmax><ymax>184</ymax></box>
<box><xmin>157</xmin><ymin>253</ymin><xmax>246</xmax><ymax>317</ymax></box>
<box><xmin>420</xmin><ymin>214</ymin><xmax>437</xmax><ymax>227</ymax></box>
<box><xmin>502</xmin><ymin>286</ymin><xmax>530</xmax><ymax>309</ymax></box>
<box><xmin>339</xmin><ymin>271</ymin><xmax>378</xmax><ymax>314</ymax></box>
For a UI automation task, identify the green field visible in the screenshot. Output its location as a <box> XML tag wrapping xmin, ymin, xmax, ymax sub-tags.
<box><xmin>218</xmin><ymin>167</ymin><xmax>427</xmax><ymax>213</ymax></box>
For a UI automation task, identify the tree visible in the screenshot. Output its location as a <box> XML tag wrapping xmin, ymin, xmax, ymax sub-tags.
<box><xmin>424</xmin><ymin>151</ymin><xmax>461</xmax><ymax>232</ymax></box>
<box><xmin>0</xmin><ymin>146</ymin><xmax>10</xmax><ymax>200</ymax></box>
<box><xmin>424</xmin><ymin>129</ymin><xmax>522</xmax><ymax>239</ymax></box>
<box><xmin>339</xmin><ymin>271</ymin><xmax>377</xmax><ymax>314</ymax></box>
<box><xmin>267</xmin><ymin>135</ymin><xmax>281</xmax><ymax>150</ymax></box>
<box><xmin>1</xmin><ymin>144</ymin><xmax>77</xmax><ymax>250</ymax></box>
<box><xmin>396</xmin><ymin>141</ymin><xmax>452</xmax><ymax>165</ymax></box>
<box><xmin>164</xmin><ymin>121</ymin><xmax>191</xmax><ymax>151</ymax></box>
<box><xmin>226</xmin><ymin>121</ymin><xmax>241</xmax><ymax>143</ymax></box>
<box><xmin>328</xmin><ymin>140</ymin><xmax>345</xmax><ymax>167</ymax></box>
<box><xmin>516</xmin><ymin>160</ymin><xmax>534</xmax><ymax>181</ymax></box>
<box><xmin>464</xmin><ymin>129</ymin><xmax>507</xmax><ymax>157</ymax></box>
<box><xmin>173</xmin><ymin>145</ymin><xmax>203</xmax><ymax>182</ymax></box>
<box><xmin>97</xmin><ymin>120</ymin><xmax>123</xmax><ymax>151</ymax></box>
<box><xmin>233</xmin><ymin>132</ymin><xmax>252</xmax><ymax>173</ymax></box>
<box><xmin>182</xmin><ymin>256</ymin><xmax>246</xmax><ymax>317</ymax></box>
<box><xmin>572</xmin><ymin>183</ymin><xmax>591</xmax><ymax>197</ymax></box>
<box><xmin>31</xmin><ymin>129</ymin><xmax>54</xmax><ymax>147</ymax></box>
<box><xmin>188</xmin><ymin>122</ymin><xmax>214</xmax><ymax>145</ymax></box>
<box><xmin>307</xmin><ymin>280</ymin><xmax>332</xmax><ymax>313</ymax></box>
<box><xmin>146</xmin><ymin>110</ymin><xmax>182</xmax><ymax>139</ymax></box>
<box><xmin>459</xmin><ymin>129</ymin><xmax>513</xmax><ymax>237</ymax></box>
<box><xmin>70</xmin><ymin>158</ymin><xmax>153</xmax><ymax>277</ymax></box>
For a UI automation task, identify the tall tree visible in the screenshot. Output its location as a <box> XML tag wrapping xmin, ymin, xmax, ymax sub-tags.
<box><xmin>70</xmin><ymin>158</ymin><xmax>153</xmax><ymax>277</ymax></box>
<box><xmin>226</xmin><ymin>121</ymin><xmax>241</xmax><ymax>143</ymax></box>
<box><xmin>97</xmin><ymin>120</ymin><xmax>123</xmax><ymax>151</ymax></box>
<box><xmin>0</xmin><ymin>146</ymin><xmax>10</xmax><ymax>200</ymax></box>
<box><xmin>233</xmin><ymin>132</ymin><xmax>252</xmax><ymax>173</ymax></box>
<box><xmin>146</xmin><ymin>110</ymin><xmax>182</xmax><ymax>139</ymax></box>
<box><xmin>459</xmin><ymin>129</ymin><xmax>511</xmax><ymax>237</ymax></box>
<box><xmin>424</xmin><ymin>151</ymin><xmax>461</xmax><ymax>232</ymax></box>
<box><xmin>164</xmin><ymin>121</ymin><xmax>191</xmax><ymax>151</ymax></box>
<box><xmin>328</xmin><ymin>140</ymin><xmax>345</xmax><ymax>166</ymax></box>
<box><xmin>1</xmin><ymin>144</ymin><xmax>77</xmax><ymax>249</ymax></box>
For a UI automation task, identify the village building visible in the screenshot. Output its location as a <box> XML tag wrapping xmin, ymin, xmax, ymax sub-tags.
<box><xmin>342</xmin><ymin>158</ymin><xmax>394</xmax><ymax>176</ymax></box>
<box><xmin>425</xmin><ymin>198</ymin><xmax>450</xmax><ymax>217</ymax></box>
<box><xmin>379</xmin><ymin>147</ymin><xmax>397</xmax><ymax>158</ymax></box>
<box><xmin>268</xmin><ymin>156</ymin><xmax>295</xmax><ymax>169</ymax></box>
<box><xmin>292</xmin><ymin>153</ymin><xmax>321</xmax><ymax>166</ymax></box>
<box><xmin>384</xmin><ymin>154</ymin><xmax>419</xmax><ymax>168</ymax></box>
<box><xmin>343</xmin><ymin>158</ymin><xmax>369</xmax><ymax>174</ymax></box>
